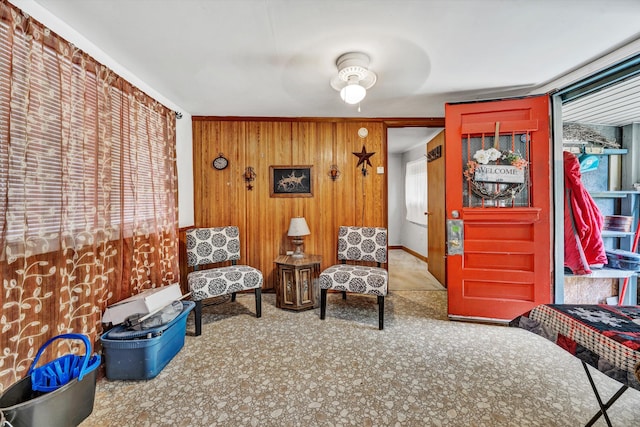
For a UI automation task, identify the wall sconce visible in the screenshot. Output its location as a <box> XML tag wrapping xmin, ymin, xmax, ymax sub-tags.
<box><xmin>244</xmin><ymin>167</ymin><xmax>256</xmax><ymax>190</ymax></box>
<box><xmin>328</xmin><ymin>164</ymin><xmax>341</xmax><ymax>181</ymax></box>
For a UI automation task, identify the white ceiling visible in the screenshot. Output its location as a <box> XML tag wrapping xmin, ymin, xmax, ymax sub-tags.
<box><xmin>24</xmin><ymin>0</ymin><xmax>640</xmax><ymax>121</ymax></box>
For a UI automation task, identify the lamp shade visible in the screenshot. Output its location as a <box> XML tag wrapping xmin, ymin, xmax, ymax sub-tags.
<box><xmin>288</xmin><ymin>217</ymin><xmax>310</xmax><ymax>236</ymax></box>
<box><xmin>340</xmin><ymin>82</ymin><xmax>366</xmax><ymax>104</ymax></box>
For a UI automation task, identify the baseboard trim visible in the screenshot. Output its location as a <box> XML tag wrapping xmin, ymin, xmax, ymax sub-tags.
<box><xmin>448</xmin><ymin>315</ymin><xmax>510</xmax><ymax>326</ymax></box>
<box><xmin>398</xmin><ymin>246</ymin><xmax>428</xmax><ymax>263</ymax></box>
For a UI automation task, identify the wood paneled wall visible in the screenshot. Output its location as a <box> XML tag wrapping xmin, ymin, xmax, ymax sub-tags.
<box><xmin>189</xmin><ymin>118</ymin><xmax>388</xmax><ymax>290</ymax></box>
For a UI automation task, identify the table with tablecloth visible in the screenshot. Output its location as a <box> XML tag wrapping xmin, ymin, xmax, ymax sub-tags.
<box><xmin>513</xmin><ymin>304</ymin><xmax>640</xmax><ymax>426</ymax></box>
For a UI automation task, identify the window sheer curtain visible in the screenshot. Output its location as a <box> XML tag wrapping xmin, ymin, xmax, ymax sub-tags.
<box><xmin>405</xmin><ymin>158</ymin><xmax>427</xmax><ymax>225</ymax></box>
<box><xmin>0</xmin><ymin>1</ymin><xmax>179</xmax><ymax>391</ymax></box>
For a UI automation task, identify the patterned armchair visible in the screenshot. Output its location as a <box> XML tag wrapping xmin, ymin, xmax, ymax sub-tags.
<box><xmin>186</xmin><ymin>226</ymin><xmax>263</xmax><ymax>336</ymax></box>
<box><xmin>319</xmin><ymin>226</ymin><xmax>388</xmax><ymax>330</ymax></box>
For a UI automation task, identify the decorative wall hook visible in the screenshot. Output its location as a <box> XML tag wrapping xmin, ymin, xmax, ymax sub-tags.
<box><xmin>353</xmin><ymin>145</ymin><xmax>375</xmax><ymax>176</ymax></box>
<box><xmin>328</xmin><ymin>164</ymin><xmax>341</xmax><ymax>181</ymax></box>
<box><xmin>244</xmin><ymin>166</ymin><xmax>256</xmax><ymax>190</ymax></box>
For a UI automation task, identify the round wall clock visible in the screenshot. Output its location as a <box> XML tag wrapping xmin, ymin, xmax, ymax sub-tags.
<box><xmin>212</xmin><ymin>154</ymin><xmax>228</xmax><ymax>170</ymax></box>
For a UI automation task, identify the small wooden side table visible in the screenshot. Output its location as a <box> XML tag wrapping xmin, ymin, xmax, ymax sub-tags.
<box><xmin>274</xmin><ymin>254</ymin><xmax>322</xmax><ymax>311</ymax></box>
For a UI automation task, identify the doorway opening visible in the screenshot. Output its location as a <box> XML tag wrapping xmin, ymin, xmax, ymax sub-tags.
<box><xmin>553</xmin><ymin>54</ymin><xmax>640</xmax><ymax>305</ymax></box>
<box><xmin>387</xmin><ymin>126</ymin><xmax>444</xmax><ymax>291</ymax></box>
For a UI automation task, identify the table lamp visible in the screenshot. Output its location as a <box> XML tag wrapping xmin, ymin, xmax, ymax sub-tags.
<box><xmin>288</xmin><ymin>217</ymin><xmax>310</xmax><ymax>258</ymax></box>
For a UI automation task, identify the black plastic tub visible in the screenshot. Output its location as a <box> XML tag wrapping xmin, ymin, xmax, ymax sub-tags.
<box><xmin>0</xmin><ymin>368</ymin><xmax>97</xmax><ymax>427</ymax></box>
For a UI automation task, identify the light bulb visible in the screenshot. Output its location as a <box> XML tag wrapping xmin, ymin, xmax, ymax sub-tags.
<box><xmin>340</xmin><ymin>76</ymin><xmax>367</xmax><ymax>104</ymax></box>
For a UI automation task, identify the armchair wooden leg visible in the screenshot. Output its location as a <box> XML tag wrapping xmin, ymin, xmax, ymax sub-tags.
<box><xmin>255</xmin><ymin>288</ymin><xmax>262</xmax><ymax>318</ymax></box>
<box><xmin>194</xmin><ymin>300</ymin><xmax>203</xmax><ymax>336</ymax></box>
<box><xmin>342</xmin><ymin>291</ymin><xmax>347</xmax><ymax>300</ymax></box>
<box><xmin>231</xmin><ymin>292</ymin><xmax>237</xmax><ymax>302</ymax></box>
<box><xmin>320</xmin><ymin>289</ymin><xmax>327</xmax><ymax>320</ymax></box>
<box><xmin>378</xmin><ymin>295</ymin><xmax>384</xmax><ymax>330</ymax></box>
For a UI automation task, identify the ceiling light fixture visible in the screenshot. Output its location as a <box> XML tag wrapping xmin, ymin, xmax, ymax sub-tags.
<box><xmin>330</xmin><ymin>52</ymin><xmax>377</xmax><ymax>107</ymax></box>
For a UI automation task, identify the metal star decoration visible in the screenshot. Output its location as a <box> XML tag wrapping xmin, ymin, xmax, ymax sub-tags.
<box><xmin>353</xmin><ymin>145</ymin><xmax>375</xmax><ymax>175</ymax></box>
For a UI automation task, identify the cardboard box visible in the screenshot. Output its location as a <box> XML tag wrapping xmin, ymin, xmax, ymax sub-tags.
<box><xmin>102</xmin><ymin>284</ymin><xmax>182</xmax><ymax>325</ymax></box>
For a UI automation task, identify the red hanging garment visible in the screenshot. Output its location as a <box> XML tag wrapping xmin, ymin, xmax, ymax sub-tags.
<box><xmin>563</xmin><ymin>151</ymin><xmax>608</xmax><ymax>274</ymax></box>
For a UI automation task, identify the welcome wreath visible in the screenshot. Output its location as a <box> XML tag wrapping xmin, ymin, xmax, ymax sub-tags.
<box><xmin>464</xmin><ymin>147</ymin><xmax>529</xmax><ymax>200</ymax></box>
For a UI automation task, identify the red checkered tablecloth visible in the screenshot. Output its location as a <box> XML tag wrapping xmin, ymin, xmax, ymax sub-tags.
<box><xmin>525</xmin><ymin>304</ymin><xmax>640</xmax><ymax>389</ymax></box>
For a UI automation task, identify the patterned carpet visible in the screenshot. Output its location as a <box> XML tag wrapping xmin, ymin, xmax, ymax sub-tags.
<box><xmin>80</xmin><ymin>291</ymin><xmax>640</xmax><ymax>427</ymax></box>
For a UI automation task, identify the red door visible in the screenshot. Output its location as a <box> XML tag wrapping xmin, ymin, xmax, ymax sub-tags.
<box><xmin>445</xmin><ymin>96</ymin><xmax>552</xmax><ymax>321</ymax></box>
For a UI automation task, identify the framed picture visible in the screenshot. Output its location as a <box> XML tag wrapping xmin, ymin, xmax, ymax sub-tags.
<box><xmin>270</xmin><ymin>165</ymin><xmax>313</xmax><ymax>198</ymax></box>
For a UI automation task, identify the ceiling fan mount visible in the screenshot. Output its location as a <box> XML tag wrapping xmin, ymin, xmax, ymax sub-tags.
<box><xmin>330</xmin><ymin>52</ymin><xmax>377</xmax><ymax>105</ymax></box>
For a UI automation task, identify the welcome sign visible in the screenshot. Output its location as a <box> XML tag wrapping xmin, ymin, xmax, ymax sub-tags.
<box><xmin>474</xmin><ymin>164</ymin><xmax>525</xmax><ymax>184</ymax></box>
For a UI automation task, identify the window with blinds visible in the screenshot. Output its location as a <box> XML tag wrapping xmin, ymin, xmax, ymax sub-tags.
<box><xmin>0</xmin><ymin>21</ymin><xmax>9</xmax><ymax>245</ymax></box>
<box><xmin>405</xmin><ymin>158</ymin><xmax>427</xmax><ymax>225</ymax></box>
<box><xmin>0</xmin><ymin>19</ymin><xmax>167</xmax><ymax>255</ymax></box>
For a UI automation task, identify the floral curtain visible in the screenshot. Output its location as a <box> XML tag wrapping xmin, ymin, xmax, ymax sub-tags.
<box><xmin>0</xmin><ymin>1</ymin><xmax>179</xmax><ymax>391</ymax></box>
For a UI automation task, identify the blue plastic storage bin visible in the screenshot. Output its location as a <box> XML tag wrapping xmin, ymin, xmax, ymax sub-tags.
<box><xmin>606</xmin><ymin>249</ymin><xmax>640</xmax><ymax>271</ymax></box>
<box><xmin>100</xmin><ymin>301</ymin><xmax>194</xmax><ymax>380</ymax></box>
